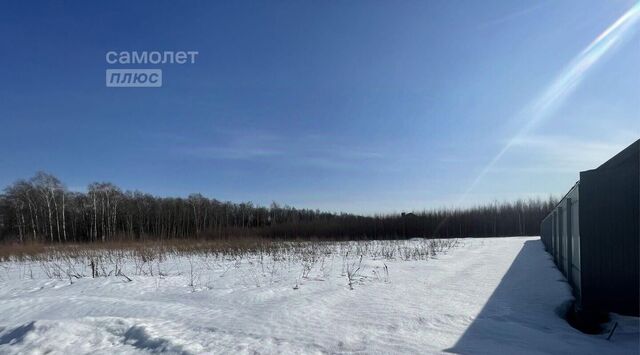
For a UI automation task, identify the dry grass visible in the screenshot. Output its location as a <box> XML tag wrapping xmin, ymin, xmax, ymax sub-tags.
<box><xmin>0</xmin><ymin>238</ymin><xmax>460</xmax><ymax>262</ymax></box>
<box><xmin>0</xmin><ymin>238</ymin><xmax>460</xmax><ymax>290</ymax></box>
<box><xmin>0</xmin><ymin>238</ymin><xmax>277</xmax><ymax>262</ymax></box>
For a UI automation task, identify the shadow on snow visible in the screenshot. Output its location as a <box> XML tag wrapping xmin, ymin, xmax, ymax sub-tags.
<box><xmin>446</xmin><ymin>239</ymin><xmax>574</xmax><ymax>354</ymax></box>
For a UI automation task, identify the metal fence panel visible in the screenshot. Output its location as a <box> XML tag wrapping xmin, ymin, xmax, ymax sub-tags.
<box><xmin>540</xmin><ymin>140</ymin><xmax>638</xmax><ymax>315</ymax></box>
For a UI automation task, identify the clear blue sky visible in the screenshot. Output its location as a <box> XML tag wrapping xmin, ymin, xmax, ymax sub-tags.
<box><xmin>1</xmin><ymin>1</ymin><xmax>638</xmax><ymax>214</ymax></box>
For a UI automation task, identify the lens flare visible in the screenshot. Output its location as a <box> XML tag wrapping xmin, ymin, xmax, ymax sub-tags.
<box><xmin>459</xmin><ymin>2</ymin><xmax>640</xmax><ymax>205</ymax></box>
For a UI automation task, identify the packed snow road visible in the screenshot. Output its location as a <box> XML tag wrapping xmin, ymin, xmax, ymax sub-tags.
<box><xmin>0</xmin><ymin>237</ymin><xmax>637</xmax><ymax>354</ymax></box>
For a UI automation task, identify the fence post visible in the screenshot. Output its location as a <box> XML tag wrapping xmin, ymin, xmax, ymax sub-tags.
<box><xmin>566</xmin><ymin>198</ymin><xmax>573</xmax><ymax>286</ymax></box>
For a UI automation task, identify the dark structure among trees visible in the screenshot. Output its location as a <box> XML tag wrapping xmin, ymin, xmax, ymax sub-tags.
<box><xmin>541</xmin><ymin>139</ymin><xmax>639</xmax><ymax>316</ymax></box>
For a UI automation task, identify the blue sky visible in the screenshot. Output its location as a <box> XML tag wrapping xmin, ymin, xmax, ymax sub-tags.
<box><xmin>1</xmin><ymin>0</ymin><xmax>638</xmax><ymax>214</ymax></box>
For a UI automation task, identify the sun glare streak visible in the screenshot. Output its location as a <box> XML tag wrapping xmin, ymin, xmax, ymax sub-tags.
<box><xmin>458</xmin><ymin>2</ymin><xmax>640</xmax><ymax>205</ymax></box>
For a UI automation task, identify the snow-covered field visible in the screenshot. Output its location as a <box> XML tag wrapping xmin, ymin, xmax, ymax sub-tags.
<box><xmin>0</xmin><ymin>237</ymin><xmax>637</xmax><ymax>354</ymax></box>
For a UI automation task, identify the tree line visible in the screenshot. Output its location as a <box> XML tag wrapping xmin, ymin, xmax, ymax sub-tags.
<box><xmin>0</xmin><ymin>172</ymin><xmax>557</xmax><ymax>243</ymax></box>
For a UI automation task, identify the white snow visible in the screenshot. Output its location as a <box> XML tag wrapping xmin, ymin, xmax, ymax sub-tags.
<box><xmin>0</xmin><ymin>237</ymin><xmax>637</xmax><ymax>354</ymax></box>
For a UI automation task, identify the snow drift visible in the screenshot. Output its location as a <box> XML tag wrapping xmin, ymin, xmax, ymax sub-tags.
<box><xmin>0</xmin><ymin>237</ymin><xmax>637</xmax><ymax>354</ymax></box>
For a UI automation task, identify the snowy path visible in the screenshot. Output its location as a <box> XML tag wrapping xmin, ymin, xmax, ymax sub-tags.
<box><xmin>0</xmin><ymin>237</ymin><xmax>637</xmax><ymax>354</ymax></box>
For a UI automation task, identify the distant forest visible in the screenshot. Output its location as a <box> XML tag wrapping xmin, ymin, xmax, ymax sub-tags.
<box><xmin>0</xmin><ymin>172</ymin><xmax>557</xmax><ymax>243</ymax></box>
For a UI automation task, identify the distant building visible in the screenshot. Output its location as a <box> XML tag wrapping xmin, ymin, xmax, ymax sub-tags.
<box><xmin>540</xmin><ymin>139</ymin><xmax>639</xmax><ymax>316</ymax></box>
